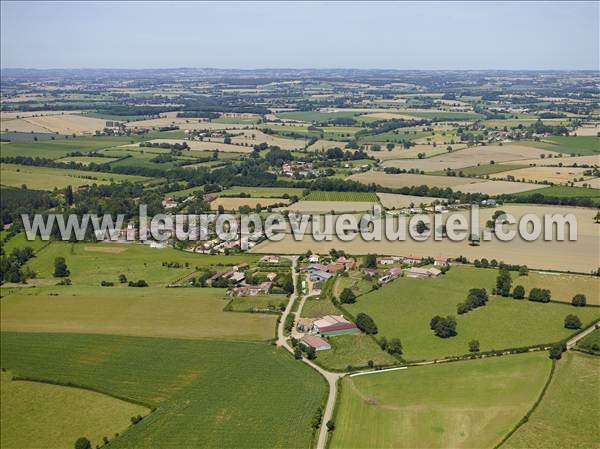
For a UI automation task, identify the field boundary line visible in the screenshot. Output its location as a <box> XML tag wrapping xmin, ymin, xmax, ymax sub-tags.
<box><xmin>493</xmin><ymin>359</ymin><xmax>557</xmax><ymax>449</ymax></box>
<box><xmin>349</xmin><ymin>366</ymin><xmax>407</xmax><ymax>377</ymax></box>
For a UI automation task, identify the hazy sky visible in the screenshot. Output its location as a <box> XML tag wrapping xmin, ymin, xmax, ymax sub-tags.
<box><xmin>1</xmin><ymin>1</ymin><xmax>598</xmax><ymax>70</ymax></box>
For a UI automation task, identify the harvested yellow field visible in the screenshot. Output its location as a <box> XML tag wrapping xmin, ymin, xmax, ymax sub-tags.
<box><xmin>368</xmin><ymin>144</ymin><xmax>469</xmax><ymax>161</ymax></box>
<box><xmin>574</xmin><ymin>124</ymin><xmax>600</xmax><ymax>136</ymax></box>
<box><xmin>492</xmin><ymin>166</ymin><xmax>592</xmax><ymax>185</ymax></box>
<box><xmin>516</xmin><ymin>155</ymin><xmax>600</xmax><ymax>167</ymax></box>
<box><xmin>0</xmin><ymin>118</ymin><xmax>50</xmax><ymax>133</ymax></box>
<box><xmin>306</xmin><ymin>139</ymin><xmax>343</xmax><ymax>152</ymax></box>
<box><xmin>452</xmin><ymin>180</ymin><xmax>550</xmax><ymax>195</ymax></box>
<box><xmin>574</xmin><ymin>178</ymin><xmax>600</xmax><ymax>188</ymax></box>
<box><xmin>19</xmin><ymin>114</ymin><xmax>106</xmax><ymax>134</ymax></box>
<box><xmin>377</xmin><ymin>193</ymin><xmax>445</xmax><ymax>209</ymax></box>
<box><xmin>210</xmin><ymin>197</ymin><xmax>288</xmax><ymax>211</ymax></box>
<box><xmin>350</xmin><ymin>171</ymin><xmax>480</xmax><ymax>188</ymax></box>
<box><xmin>0</xmin><ymin>110</ymin><xmax>80</xmax><ymax>120</ymax></box>
<box><xmin>381</xmin><ymin>144</ymin><xmax>556</xmax><ymax>171</ymax></box>
<box><xmin>220</xmin><ymin>129</ymin><xmax>307</xmax><ymax>150</ymax></box>
<box><xmin>251</xmin><ymin>204</ymin><xmax>600</xmax><ymax>273</ymax></box>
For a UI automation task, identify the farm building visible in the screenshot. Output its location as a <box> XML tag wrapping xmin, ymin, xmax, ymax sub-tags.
<box><xmin>300</xmin><ymin>335</ymin><xmax>331</xmax><ymax>352</ymax></box>
<box><xmin>327</xmin><ymin>263</ymin><xmax>345</xmax><ymax>274</ymax></box>
<box><xmin>309</xmin><ymin>270</ymin><xmax>333</xmax><ymax>282</ymax></box>
<box><xmin>312</xmin><ymin>315</ymin><xmax>359</xmax><ymax>337</ymax></box>
<box><xmin>378</xmin><ymin>257</ymin><xmax>396</xmax><ymax>265</ymax></box>
<box><xmin>336</xmin><ymin>256</ymin><xmax>356</xmax><ymax>270</ymax></box>
<box><xmin>378</xmin><ymin>268</ymin><xmax>402</xmax><ymax>285</ymax></box>
<box><xmin>404</xmin><ymin>267</ymin><xmax>442</xmax><ymax>278</ymax></box>
<box><xmin>301</xmin><ymin>263</ymin><xmax>329</xmax><ymax>273</ymax></box>
<box><xmin>233</xmin><ymin>281</ymin><xmax>272</xmax><ymax>296</ymax></box>
<box><xmin>402</xmin><ymin>255</ymin><xmax>423</xmax><ymax>265</ymax></box>
<box><xmin>260</xmin><ymin>255</ymin><xmax>280</xmax><ymax>264</ymax></box>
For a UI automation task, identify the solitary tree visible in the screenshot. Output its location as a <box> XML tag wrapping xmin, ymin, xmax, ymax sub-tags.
<box><xmin>549</xmin><ymin>343</ymin><xmax>565</xmax><ymax>360</ymax></box>
<box><xmin>53</xmin><ymin>257</ymin><xmax>70</xmax><ymax>278</ymax></box>
<box><xmin>468</xmin><ymin>339</ymin><xmax>480</xmax><ymax>352</ymax></box>
<box><xmin>564</xmin><ymin>314</ymin><xmax>582</xmax><ymax>329</ymax></box>
<box><xmin>387</xmin><ymin>338</ymin><xmax>403</xmax><ymax>355</ymax></box>
<box><xmin>340</xmin><ymin>288</ymin><xmax>357</xmax><ymax>304</ymax></box>
<box><xmin>571</xmin><ymin>294</ymin><xmax>587</xmax><ymax>307</ymax></box>
<box><xmin>74</xmin><ymin>437</ymin><xmax>91</xmax><ymax>449</ymax></box>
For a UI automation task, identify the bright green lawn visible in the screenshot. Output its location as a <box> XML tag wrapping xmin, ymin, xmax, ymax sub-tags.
<box><xmin>0</xmin><ymin>332</ymin><xmax>327</xmax><ymax>449</ymax></box>
<box><xmin>330</xmin><ymin>352</ymin><xmax>551</xmax><ymax>449</ymax></box>
<box><xmin>1</xmin><ymin>372</ymin><xmax>149</xmax><ymax>449</ymax></box>
<box><xmin>502</xmin><ymin>352</ymin><xmax>600</xmax><ymax>449</ymax></box>
<box><xmin>315</xmin><ymin>334</ymin><xmax>397</xmax><ymax>371</ymax></box>
<box><xmin>343</xmin><ymin>266</ymin><xmax>600</xmax><ymax>361</ymax></box>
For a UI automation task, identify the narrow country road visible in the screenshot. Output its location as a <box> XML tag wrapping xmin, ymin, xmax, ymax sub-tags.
<box><xmin>566</xmin><ymin>321</ymin><xmax>599</xmax><ymax>349</ymax></box>
<box><xmin>278</xmin><ymin>256</ymin><xmax>342</xmax><ymax>449</ymax></box>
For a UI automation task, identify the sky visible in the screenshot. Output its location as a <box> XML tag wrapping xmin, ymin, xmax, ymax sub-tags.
<box><xmin>1</xmin><ymin>1</ymin><xmax>598</xmax><ymax>70</ymax></box>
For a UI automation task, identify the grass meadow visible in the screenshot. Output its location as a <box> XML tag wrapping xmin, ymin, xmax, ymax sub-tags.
<box><xmin>1</xmin><ymin>372</ymin><xmax>149</xmax><ymax>449</ymax></box>
<box><xmin>502</xmin><ymin>352</ymin><xmax>599</xmax><ymax>449</ymax></box>
<box><xmin>1</xmin><ymin>163</ymin><xmax>149</xmax><ymax>190</ymax></box>
<box><xmin>303</xmin><ymin>191</ymin><xmax>379</xmax><ymax>202</ymax></box>
<box><xmin>343</xmin><ymin>266</ymin><xmax>600</xmax><ymax>361</ymax></box>
<box><xmin>521</xmin><ymin>136</ymin><xmax>600</xmax><ymax>156</ymax></box>
<box><xmin>330</xmin><ymin>352</ymin><xmax>551</xmax><ymax>449</ymax></box>
<box><xmin>0</xmin><ymin>332</ymin><xmax>327</xmax><ymax>449</ymax></box>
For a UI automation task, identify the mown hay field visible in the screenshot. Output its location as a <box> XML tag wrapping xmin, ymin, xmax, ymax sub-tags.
<box><xmin>0</xmin><ymin>163</ymin><xmax>149</xmax><ymax>190</ymax></box>
<box><xmin>1</xmin><ymin>372</ymin><xmax>149</xmax><ymax>449</ymax></box>
<box><xmin>502</xmin><ymin>352</ymin><xmax>600</xmax><ymax>449</ymax></box>
<box><xmin>210</xmin><ymin>196</ymin><xmax>289</xmax><ymax>211</ymax></box>
<box><xmin>491</xmin><ymin>166</ymin><xmax>593</xmax><ymax>185</ymax></box>
<box><xmin>330</xmin><ymin>353</ymin><xmax>551</xmax><ymax>449</ymax></box>
<box><xmin>0</xmin><ymin>332</ymin><xmax>327</xmax><ymax>449</ymax></box>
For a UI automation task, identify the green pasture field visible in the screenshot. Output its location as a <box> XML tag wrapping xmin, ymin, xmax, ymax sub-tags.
<box><xmin>1</xmin><ymin>372</ymin><xmax>149</xmax><ymax>449</ymax></box>
<box><xmin>575</xmin><ymin>328</ymin><xmax>600</xmax><ymax>353</ymax></box>
<box><xmin>401</xmin><ymin>110</ymin><xmax>485</xmax><ymax>120</ymax></box>
<box><xmin>359</xmin><ymin>130</ymin><xmax>432</xmax><ymax>144</ymax></box>
<box><xmin>20</xmin><ymin>241</ymin><xmax>259</xmax><ymax>288</ymax></box>
<box><xmin>0</xmin><ymin>163</ymin><xmax>149</xmax><ymax>190</ymax></box>
<box><xmin>220</xmin><ymin>185</ymin><xmax>305</xmax><ymax>198</ymax></box>
<box><xmin>0</xmin><ymin>332</ymin><xmax>327</xmax><ymax>449</ymax></box>
<box><xmin>0</xmin><ymin>285</ymin><xmax>277</xmax><ymax>341</ymax></box>
<box><xmin>315</xmin><ymin>334</ymin><xmax>397</xmax><ymax>371</ymax></box>
<box><xmin>226</xmin><ymin>295</ymin><xmax>288</xmax><ymax>313</ymax></box>
<box><xmin>512</xmin><ymin>185</ymin><xmax>600</xmax><ymax>200</ymax></box>
<box><xmin>1</xmin><ymin>232</ymin><xmax>50</xmax><ymax>253</ymax></box>
<box><xmin>0</xmin><ymin>136</ymin><xmax>143</xmax><ymax>159</ymax></box>
<box><xmin>259</xmin><ymin>124</ymin><xmax>311</xmax><ymax>133</ymax></box>
<box><xmin>520</xmin><ymin>136</ymin><xmax>600</xmax><ymax>156</ymax></box>
<box><xmin>333</xmin><ymin>272</ymin><xmax>374</xmax><ymax>298</ymax></box>
<box><xmin>276</xmin><ymin>111</ymin><xmax>361</xmax><ymax>123</ymax></box>
<box><xmin>212</xmin><ymin>116</ymin><xmax>261</xmax><ymax>124</ymax></box>
<box><xmin>303</xmin><ymin>191</ymin><xmax>379</xmax><ymax>202</ymax></box>
<box><xmin>513</xmin><ymin>271</ymin><xmax>600</xmax><ymax>305</ymax></box>
<box><xmin>343</xmin><ymin>266</ymin><xmax>600</xmax><ymax>361</ymax></box>
<box><xmin>301</xmin><ymin>296</ymin><xmax>340</xmax><ymax>318</ymax></box>
<box><xmin>330</xmin><ymin>352</ymin><xmax>551</xmax><ymax>449</ymax></box>
<box><xmin>502</xmin><ymin>352</ymin><xmax>599</xmax><ymax>449</ymax></box>
<box><xmin>0</xmin><ymin>132</ymin><xmax>61</xmax><ymax>142</ymax></box>
<box><xmin>82</xmin><ymin>111</ymin><xmax>153</xmax><ymax>121</ymax></box>
<box><xmin>318</xmin><ymin>126</ymin><xmax>364</xmax><ymax>135</ymax></box>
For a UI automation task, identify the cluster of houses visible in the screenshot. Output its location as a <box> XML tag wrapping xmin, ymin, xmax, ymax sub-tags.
<box><xmin>207</xmin><ymin>263</ymin><xmax>280</xmax><ymax>297</ymax></box>
<box><xmin>300</xmin><ymin>256</ymin><xmax>356</xmax><ymax>290</ymax></box>
<box><xmin>280</xmin><ymin>161</ymin><xmax>321</xmax><ymax>178</ymax></box>
<box><xmin>299</xmin><ymin>314</ymin><xmax>360</xmax><ymax>352</ymax></box>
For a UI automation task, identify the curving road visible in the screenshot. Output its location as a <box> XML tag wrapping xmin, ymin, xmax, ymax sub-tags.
<box><xmin>278</xmin><ymin>256</ymin><xmax>343</xmax><ymax>449</ymax></box>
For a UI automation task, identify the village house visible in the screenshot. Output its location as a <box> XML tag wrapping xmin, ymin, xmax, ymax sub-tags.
<box><xmin>300</xmin><ymin>335</ymin><xmax>331</xmax><ymax>352</ymax></box>
<box><xmin>260</xmin><ymin>255</ymin><xmax>280</xmax><ymax>264</ymax></box>
<box><xmin>402</xmin><ymin>255</ymin><xmax>423</xmax><ymax>265</ymax></box>
<box><xmin>233</xmin><ymin>263</ymin><xmax>249</xmax><ymax>272</ymax></box>
<box><xmin>308</xmin><ymin>254</ymin><xmax>321</xmax><ymax>263</ymax></box>
<box><xmin>326</xmin><ymin>263</ymin><xmax>345</xmax><ymax>274</ymax></box>
<box><xmin>266</xmin><ymin>272</ymin><xmax>278</xmax><ymax>281</ymax></box>
<box><xmin>309</xmin><ymin>270</ymin><xmax>333</xmax><ymax>282</ymax></box>
<box><xmin>433</xmin><ymin>257</ymin><xmax>450</xmax><ymax>267</ymax></box>
<box><xmin>162</xmin><ymin>196</ymin><xmax>178</xmax><ymax>209</ymax></box>
<box><xmin>336</xmin><ymin>256</ymin><xmax>355</xmax><ymax>270</ymax></box>
<box><xmin>377</xmin><ymin>257</ymin><xmax>395</xmax><ymax>265</ymax></box>
<box><xmin>234</xmin><ymin>281</ymin><xmax>272</xmax><ymax>296</ymax></box>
